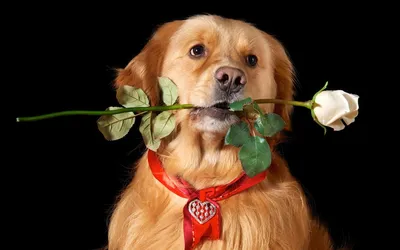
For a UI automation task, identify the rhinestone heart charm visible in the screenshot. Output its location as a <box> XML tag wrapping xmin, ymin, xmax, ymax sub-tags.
<box><xmin>188</xmin><ymin>199</ymin><xmax>217</xmax><ymax>224</ymax></box>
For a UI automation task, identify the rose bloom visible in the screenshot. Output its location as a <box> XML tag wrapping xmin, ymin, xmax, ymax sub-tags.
<box><xmin>313</xmin><ymin>90</ymin><xmax>359</xmax><ymax>131</ymax></box>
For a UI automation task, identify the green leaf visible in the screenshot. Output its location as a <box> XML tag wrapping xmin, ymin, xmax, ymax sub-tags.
<box><xmin>242</xmin><ymin>102</ymin><xmax>263</xmax><ymax>119</ymax></box>
<box><xmin>254</xmin><ymin>113</ymin><xmax>286</xmax><ymax>137</ymax></box>
<box><xmin>97</xmin><ymin>107</ymin><xmax>135</xmax><ymax>141</ymax></box>
<box><xmin>116</xmin><ymin>85</ymin><xmax>150</xmax><ymax>108</ymax></box>
<box><xmin>224</xmin><ymin>121</ymin><xmax>252</xmax><ymax>147</ymax></box>
<box><xmin>158</xmin><ymin>77</ymin><xmax>178</xmax><ymax>106</ymax></box>
<box><xmin>252</xmin><ymin>102</ymin><xmax>263</xmax><ymax>114</ymax></box>
<box><xmin>229</xmin><ymin>97</ymin><xmax>253</xmax><ymax>111</ymax></box>
<box><xmin>239</xmin><ymin>136</ymin><xmax>272</xmax><ymax>177</ymax></box>
<box><xmin>153</xmin><ymin>111</ymin><xmax>176</xmax><ymax>140</ymax></box>
<box><xmin>139</xmin><ymin>112</ymin><xmax>161</xmax><ymax>151</ymax></box>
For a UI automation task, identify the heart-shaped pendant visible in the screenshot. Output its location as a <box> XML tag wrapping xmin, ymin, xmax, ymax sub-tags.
<box><xmin>188</xmin><ymin>199</ymin><xmax>217</xmax><ymax>224</ymax></box>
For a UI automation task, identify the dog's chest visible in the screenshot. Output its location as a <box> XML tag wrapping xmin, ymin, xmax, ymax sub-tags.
<box><xmin>134</xmin><ymin>188</ymin><xmax>307</xmax><ymax>250</ymax></box>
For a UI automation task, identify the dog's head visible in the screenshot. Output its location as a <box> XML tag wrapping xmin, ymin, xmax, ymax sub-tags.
<box><xmin>115</xmin><ymin>15</ymin><xmax>294</xmax><ymax>142</ymax></box>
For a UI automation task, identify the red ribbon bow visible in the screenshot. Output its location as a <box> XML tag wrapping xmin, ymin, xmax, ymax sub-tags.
<box><xmin>148</xmin><ymin>150</ymin><xmax>267</xmax><ymax>250</ymax></box>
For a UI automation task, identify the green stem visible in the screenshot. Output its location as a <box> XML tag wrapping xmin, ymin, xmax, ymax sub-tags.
<box><xmin>16</xmin><ymin>104</ymin><xmax>194</xmax><ymax>122</ymax></box>
<box><xmin>254</xmin><ymin>99</ymin><xmax>313</xmax><ymax>109</ymax></box>
<box><xmin>15</xmin><ymin>99</ymin><xmax>312</xmax><ymax>122</ymax></box>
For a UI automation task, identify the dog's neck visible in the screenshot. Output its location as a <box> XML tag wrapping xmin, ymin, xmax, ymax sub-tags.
<box><xmin>160</xmin><ymin>122</ymin><xmax>244</xmax><ymax>190</ymax></box>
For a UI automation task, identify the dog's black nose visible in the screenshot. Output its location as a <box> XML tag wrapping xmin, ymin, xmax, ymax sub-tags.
<box><xmin>215</xmin><ymin>66</ymin><xmax>246</xmax><ymax>93</ymax></box>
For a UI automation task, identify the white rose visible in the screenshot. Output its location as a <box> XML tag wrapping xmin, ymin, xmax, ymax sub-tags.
<box><xmin>313</xmin><ymin>90</ymin><xmax>359</xmax><ymax>131</ymax></box>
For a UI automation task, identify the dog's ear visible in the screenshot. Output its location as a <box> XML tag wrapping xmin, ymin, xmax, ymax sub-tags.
<box><xmin>114</xmin><ymin>20</ymin><xmax>184</xmax><ymax>106</ymax></box>
<box><xmin>263</xmin><ymin>32</ymin><xmax>295</xmax><ymax>131</ymax></box>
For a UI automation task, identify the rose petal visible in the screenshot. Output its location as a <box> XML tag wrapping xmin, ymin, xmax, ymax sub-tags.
<box><xmin>342</xmin><ymin>110</ymin><xmax>359</xmax><ymax>125</ymax></box>
<box><xmin>314</xmin><ymin>91</ymin><xmax>351</xmax><ymax>126</ymax></box>
<box><xmin>340</xmin><ymin>92</ymin><xmax>359</xmax><ymax>125</ymax></box>
<box><xmin>340</xmin><ymin>91</ymin><xmax>359</xmax><ymax>111</ymax></box>
<box><xmin>329</xmin><ymin>119</ymin><xmax>346</xmax><ymax>131</ymax></box>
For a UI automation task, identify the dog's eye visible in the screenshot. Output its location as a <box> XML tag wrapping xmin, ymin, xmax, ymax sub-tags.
<box><xmin>246</xmin><ymin>55</ymin><xmax>258</xmax><ymax>67</ymax></box>
<box><xmin>190</xmin><ymin>44</ymin><xmax>206</xmax><ymax>58</ymax></box>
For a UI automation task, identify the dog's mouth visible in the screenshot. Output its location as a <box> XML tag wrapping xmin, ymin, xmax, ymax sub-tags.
<box><xmin>194</xmin><ymin>101</ymin><xmax>231</xmax><ymax>111</ymax></box>
<box><xmin>209</xmin><ymin>101</ymin><xmax>231</xmax><ymax>110</ymax></box>
<box><xmin>191</xmin><ymin>101</ymin><xmax>235</xmax><ymax>119</ymax></box>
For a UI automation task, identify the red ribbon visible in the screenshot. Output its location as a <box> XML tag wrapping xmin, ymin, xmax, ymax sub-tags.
<box><xmin>147</xmin><ymin>150</ymin><xmax>267</xmax><ymax>250</ymax></box>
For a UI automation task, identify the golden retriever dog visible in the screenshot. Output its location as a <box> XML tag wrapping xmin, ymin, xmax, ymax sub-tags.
<box><xmin>107</xmin><ymin>14</ymin><xmax>336</xmax><ymax>250</ymax></box>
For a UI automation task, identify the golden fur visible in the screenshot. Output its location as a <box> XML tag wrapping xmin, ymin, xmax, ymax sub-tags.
<box><xmin>107</xmin><ymin>15</ymin><xmax>335</xmax><ymax>250</ymax></box>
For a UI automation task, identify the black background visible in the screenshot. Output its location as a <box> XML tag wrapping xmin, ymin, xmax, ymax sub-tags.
<box><xmin>12</xmin><ymin>4</ymin><xmax>378</xmax><ymax>250</ymax></box>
